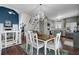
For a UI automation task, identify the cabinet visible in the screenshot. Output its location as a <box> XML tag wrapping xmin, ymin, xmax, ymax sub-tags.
<box><xmin>65</xmin><ymin>32</ymin><xmax>74</xmax><ymax>39</ymax></box>
<box><xmin>77</xmin><ymin>16</ymin><xmax>79</xmax><ymax>31</ymax></box>
<box><xmin>73</xmin><ymin>32</ymin><xmax>79</xmax><ymax>48</ymax></box>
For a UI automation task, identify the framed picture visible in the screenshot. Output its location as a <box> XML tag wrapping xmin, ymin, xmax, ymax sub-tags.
<box><xmin>4</xmin><ymin>20</ymin><xmax>12</xmax><ymax>27</ymax></box>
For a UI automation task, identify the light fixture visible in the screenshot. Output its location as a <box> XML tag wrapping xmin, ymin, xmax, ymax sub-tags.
<box><xmin>56</xmin><ymin>15</ymin><xmax>63</xmax><ymax>19</ymax></box>
<box><xmin>31</xmin><ymin>4</ymin><xmax>46</xmax><ymax>22</ymax></box>
<box><xmin>8</xmin><ymin>11</ymin><xmax>15</xmax><ymax>15</ymax></box>
<box><xmin>55</xmin><ymin>15</ymin><xmax>64</xmax><ymax>21</ymax></box>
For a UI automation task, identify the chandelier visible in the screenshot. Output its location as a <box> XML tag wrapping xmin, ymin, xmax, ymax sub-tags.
<box><xmin>31</xmin><ymin>4</ymin><xmax>47</xmax><ymax>22</ymax></box>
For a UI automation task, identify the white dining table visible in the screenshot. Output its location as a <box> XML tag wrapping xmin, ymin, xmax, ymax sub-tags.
<box><xmin>37</xmin><ymin>32</ymin><xmax>65</xmax><ymax>55</ymax></box>
<box><xmin>37</xmin><ymin>33</ymin><xmax>55</xmax><ymax>55</ymax></box>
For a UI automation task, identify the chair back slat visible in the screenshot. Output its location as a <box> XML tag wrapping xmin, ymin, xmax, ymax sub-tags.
<box><xmin>32</xmin><ymin>32</ymin><xmax>38</xmax><ymax>46</ymax></box>
<box><xmin>27</xmin><ymin>31</ymin><xmax>33</xmax><ymax>44</ymax></box>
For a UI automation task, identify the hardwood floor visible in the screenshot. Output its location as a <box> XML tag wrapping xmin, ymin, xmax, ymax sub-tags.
<box><xmin>1</xmin><ymin>35</ymin><xmax>79</xmax><ymax>55</ymax></box>
<box><xmin>63</xmin><ymin>45</ymin><xmax>79</xmax><ymax>55</ymax></box>
<box><xmin>1</xmin><ymin>34</ymin><xmax>26</xmax><ymax>55</ymax></box>
<box><xmin>22</xmin><ymin>34</ymin><xmax>26</xmax><ymax>44</ymax></box>
<box><xmin>2</xmin><ymin>45</ymin><xmax>27</xmax><ymax>55</ymax></box>
<box><xmin>1</xmin><ymin>44</ymin><xmax>79</xmax><ymax>55</ymax></box>
<box><xmin>69</xmin><ymin>48</ymin><xmax>79</xmax><ymax>55</ymax></box>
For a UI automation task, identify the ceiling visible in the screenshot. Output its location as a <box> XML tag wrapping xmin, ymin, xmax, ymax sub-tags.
<box><xmin>0</xmin><ymin>4</ymin><xmax>79</xmax><ymax>19</ymax></box>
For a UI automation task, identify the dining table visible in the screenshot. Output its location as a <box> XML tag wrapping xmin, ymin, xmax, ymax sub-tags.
<box><xmin>37</xmin><ymin>32</ymin><xmax>65</xmax><ymax>55</ymax></box>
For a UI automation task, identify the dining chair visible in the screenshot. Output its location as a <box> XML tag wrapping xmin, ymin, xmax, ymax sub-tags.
<box><xmin>26</xmin><ymin>31</ymin><xmax>44</xmax><ymax>55</ymax></box>
<box><xmin>0</xmin><ymin>31</ymin><xmax>2</xmax><ymax>55</ymax></box>
<box><xmin>13</xmin><ymin>24</ymin><xmax>21</xmax><ymax>44</ymax></box>
<box><xmin>46</xmin><ymin>32</ymin><xmax>62</xmax><ymax>55</ymax></box>
<box><xmin>0</xmin><ymin>23</ymin><xmax>4</xmax><ymax>55</ymax></box>
<box><xmin>1</xmin><ymin>31</ymin><xmax>20</xmax><ymax>48</ymax></box>
<box><xmin>25</xmin><ymin>31</ymin><xmax>32</xmax><ymax>55</ymax></box>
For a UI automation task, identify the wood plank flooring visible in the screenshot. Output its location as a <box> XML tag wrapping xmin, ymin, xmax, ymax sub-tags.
<box><xmin>2</xmin><ymin>45</ymin><xmax>27</xmax><ymax>55</ymax></box>
<box><xmin>1</xmin><ymin>35</ymin><xmax>79</xmax><ymax>55</ymax></box>
<box><xmin>63</xmin><ymin>45</ymin><xmax>79</xmax><ymax>55</ymax></box>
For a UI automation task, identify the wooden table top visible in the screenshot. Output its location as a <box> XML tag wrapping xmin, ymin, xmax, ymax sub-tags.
<box><xmin>38</xmin><ymin>33</ymin><xmax>54</xmax><ymax>41</ymax></box>
<box><xmin>37</xmin><ymin>32</ymin><xmax>65</xmax><ymax>42</ymax></box>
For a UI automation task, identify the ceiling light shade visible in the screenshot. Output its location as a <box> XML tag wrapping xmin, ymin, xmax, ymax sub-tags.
<box><xmin>8</xmin><ymin>11</ymin><xmax>13</xmax><ymax>14</ymax></box>
<box><xmin>8</xmin><ymin>11</ymin><xmax>15</xmax><ymax>15</ymax></box>
<box><xmin>56</xmin><ymin>15</ymin><xmax>63</xmax><ymax>19</ymax></box>
<box><xmin>54</xmin><ymin>15</ymin><xmax>63</xmax><ymax>21</ymax></box>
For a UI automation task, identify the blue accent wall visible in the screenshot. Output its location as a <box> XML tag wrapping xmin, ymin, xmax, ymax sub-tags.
<box><xmin>0</xmin><ymin>6</ymin><xmax>19</xmax><ymax>24</ymax></box>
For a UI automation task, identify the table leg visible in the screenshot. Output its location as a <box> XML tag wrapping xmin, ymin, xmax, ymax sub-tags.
<box><xmin>44</xmin><ymin>41</ymin><xmax>47</xmax><ymax>55</ymax></box>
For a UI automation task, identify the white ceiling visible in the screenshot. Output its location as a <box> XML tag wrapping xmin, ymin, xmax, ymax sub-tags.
<box><xmin>0</xmin><ymin>4</ymin><xmax>79</xmax><ymax>19</ymax></box>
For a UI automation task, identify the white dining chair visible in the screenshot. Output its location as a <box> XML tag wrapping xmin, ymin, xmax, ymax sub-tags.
<box><xmin>0</xmin><ymin>23</ymin><xmax>4</xmax><ymax>55</ymax></box>
<box><xmin>46</xmin><ymin>32</ymin><xmax>62</xmax><ymax>55</ymax></box>
<box><xmin>25</xmin><ymin>31</ymin><xmax>32</xmax><ymax>55</ymax></box>
<box><xmin>0</xmin><ymin>31</ymin><xmax>2</xmax><ymax>55</ymax></box>
<box><xmin>26</xmin><ymin>31</ymin><xmax>44</xmax><ymax>55</ymax></box>
<box><xmin>0</xmin><ymin>31</ymin><xmax>20</xmax><ymax>48</ymax></box>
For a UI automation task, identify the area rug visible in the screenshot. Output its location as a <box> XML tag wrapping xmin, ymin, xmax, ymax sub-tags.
<box><xmin>19</xmin><ymin>44</ymin><xmax>69</xmax><ymax>55</ymax></box>
<box><xmin>19</xmin><ymin>44</ymin><xmax>26</xmax><ymax>52</ymax></box>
